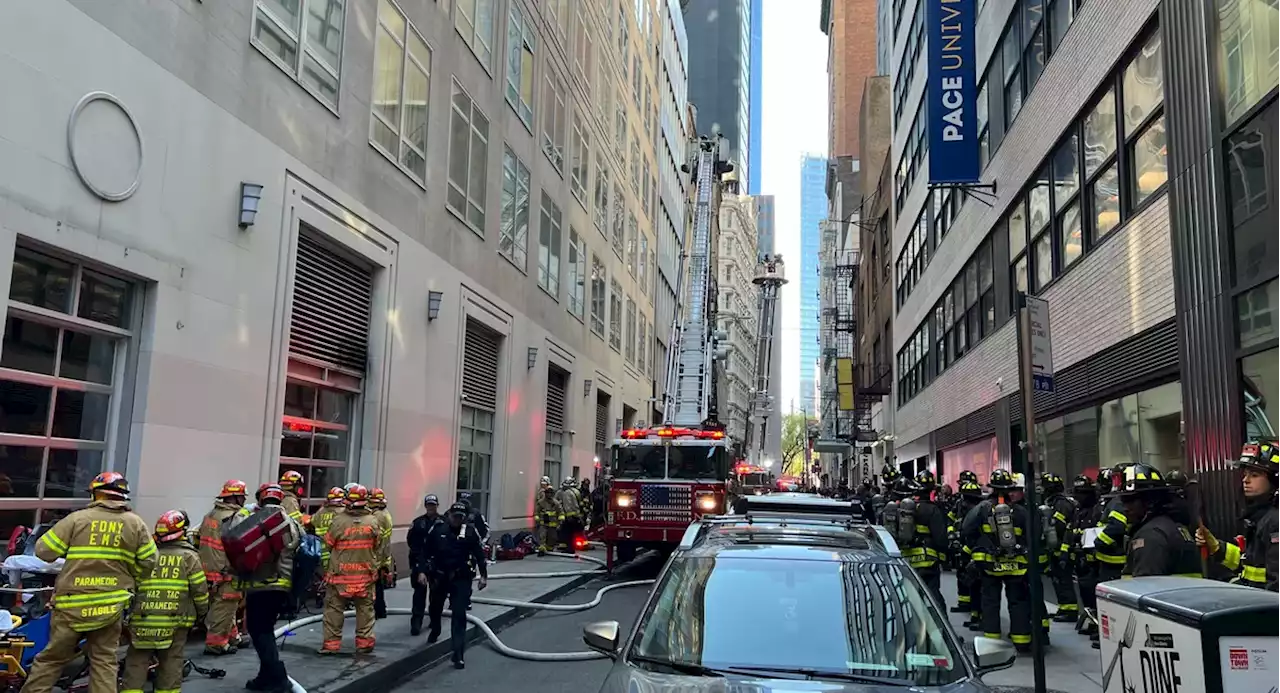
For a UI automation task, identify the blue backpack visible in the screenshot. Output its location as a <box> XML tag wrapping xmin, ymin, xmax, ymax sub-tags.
<box><xmin>290</xmin><ymin>534</ymin><xmax>322</xmax><ymax>602</ymax></box>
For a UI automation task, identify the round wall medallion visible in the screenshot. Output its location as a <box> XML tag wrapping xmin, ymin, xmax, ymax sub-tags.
<box><xmin>66</xmin><ymin>91</ymin><xmax>144</xmax><ymax>202</ymax></box>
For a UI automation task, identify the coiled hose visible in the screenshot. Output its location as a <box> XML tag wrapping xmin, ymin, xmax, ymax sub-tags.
<box><xmin>274</xmin><ymin>552</ymin><xmax>655</xmax><ymax>692</ymax></box>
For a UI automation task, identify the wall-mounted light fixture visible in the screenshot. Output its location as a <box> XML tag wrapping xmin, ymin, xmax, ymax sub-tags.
<box><xmin>583</xmin><ymin>379</ymin><xmax>593</xmax><ymax>398</ymax></box>
<box><xmin>427</xmin><ymin>290</ymin><xmax>443</xmax><ymax>321</ymax></box>
<box><xmin>238</xmin><ymin>182</ymin><xmax>263</xmax><ymax>228</ymax></box>
<box><xmin>527</xmin><ymin>347</ymin><xmax>538</xmax><ymax>369</ymax></box>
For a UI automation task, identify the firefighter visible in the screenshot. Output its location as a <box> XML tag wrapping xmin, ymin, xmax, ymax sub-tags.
<box><xmin>369</xmin><ymin>488</ymin><xmax>394</xmax><ymax>620</ymax></box>
<box><xmin>534</xmin><ymin>485</ymin><xmax>564</xmax><ymax>554</ymax></box>
<box><xmin>1197</xmin><ymin>440</ymin><xmax>1279</xmax><ymax>591</ymax></box>
<box><xmin>406</xmin><ymin>494</ymin><xmax>443</xmax><ymax>636</ymax></box>
<box><xmin>950</xmin><ymin>477</ymin><xmax>984</xmax><ymax>620</ymax></box>
<box><xmin>1068</xmin><ymin>473</ymin><xmax>1102</xmax><ymax>638</ymax></box>
<box><xmin>311</xmin><ymin>487</ymin><xmax>346</xmax><ymax>571</ymax></box>
<box><xmin>232</xmin><ymin>484</ymin><xmax>303</xmax><ymax>692</ymax></box>
<box><xmin>969</xmin><ymin>470</ymin><xmax>1049</xmax><ymax>653</ymax></box>
<box><xmin>320</xmin><ymin>484</ymin><xmax>384</xmax><ymax>654</ymax></box>
<box><xmin>1094</xmin><ymin>463</ymin><xmax>1135</xmax><ymax>585</ymax></box>
<box><xmin>423</xmin><ymin>502</ymin><xmax>489</xmax><ymax>669</ymax></box>
<box><xmin>946</xmin><ymin>471</ymin><xmax>979</xmax><ymax>579</ymax></box>
<box><xmin>1039</xmin><ymin>472</ymin><xmax>1078</xmax><ymax>622</ymax></box>
<box><xmin>198</xmin><ymin>479</ymin><xmax>250</xmax><ymax>655</ymax></box>
<box><xmin>880</xmin><ymin>462</ymin><xmax>901</xmax><ymax>489</ymax></box>
<box><xmin>905</xmin><ymin>470</ymin><xmax>948</xmax><ymax>608</ymax></box>
<box><xmin>23</xmin><ymin>472</ymin><xmax>157</xmax><ymax>693</ymax></box>
<box><xmin>121</xmin><ymin>510</ymin><xmax>209</xmax><ymax>693</ymax></box>
<box><xmin>278</xmin><ymin>470</ymin><xmax>305</xmax><ymax>522</ymax></box>
<box><xmin>1112</xmin><ymin>464</ymin><xmax>1202</xmax><ymax>579</ymax></box>
<box><xmin>556</xmin><ymin>477</ymin><xmax>583</xmax><ymax>552</ymax></box>
<box><xmin>958</xmin><ymin>477</ymin><xmax>992</xmax><ymax>632</ymax></box>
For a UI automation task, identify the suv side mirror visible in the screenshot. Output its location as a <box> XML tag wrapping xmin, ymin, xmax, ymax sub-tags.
<box><xmin>583</xmin><ymin>621</ymin><xmax>620</xmax><ymax>659</ymax></box>
<box><xmin>972</xmin><ymin>636</ymin><xmax>1017</xmax><ymax>674</ymax></box>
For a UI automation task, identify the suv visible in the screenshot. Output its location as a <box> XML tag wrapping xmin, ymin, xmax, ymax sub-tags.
<box><xmin>582</xmin><ymin>495</ymin><xmax>1017</xmax><ymax>691</ymax></box>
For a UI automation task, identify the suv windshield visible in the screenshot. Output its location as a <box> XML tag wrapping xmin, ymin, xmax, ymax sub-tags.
<box><xmin>631</xmin><ymin>555</ymin><xmax>963</xmax><ymax>686</ymax></box>
<box><xmin>668</xmin><ymin>445</ymin><xmax>729</xmax><ymax>480</ymax></box>
<box><xmin>612</xmin><ymin>444</ymin><xmax>666</xmax><ymax>479</ymax></box>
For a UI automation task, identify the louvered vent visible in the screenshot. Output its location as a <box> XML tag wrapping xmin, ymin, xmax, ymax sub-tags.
<box><xmin>462</xmin><ymin>319</ymin><xmax>501</xmax><ymax>411</ymax></box>
<box><xmin>290</xmin><ymin>230</ymin><xmax>373</xmax><ymax>372</ymax></box>
<box><xmin>595</xmin><ymin>401</ymin><xmax>609</xmax><ymax>446</ymax></box>
<box><xmin>546</xmin><ymin>367</ymin><xmax>568</xmax><ymax>431</ymax></box>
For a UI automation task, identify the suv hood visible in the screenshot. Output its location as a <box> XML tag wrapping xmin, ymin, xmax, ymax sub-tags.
<box><xmin>604</xmin><ymin>668</ymin><xmax>981</xmax><ymax>692</ymax></box>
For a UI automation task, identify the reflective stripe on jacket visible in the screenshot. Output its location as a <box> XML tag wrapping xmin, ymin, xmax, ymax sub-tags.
<box><xmin>324</xmin><ymin>508</ymin><xmax>383</xmax><ymax>598</ymax></box>
<box><xmin>228</xmin><ymin>506</ymin><xmax>302</xmax><ymax>593</ymax></box>
<box><xmin>373</xmin><ymin>509</ymin><xmax>394</xmax><ymax>569</ymax></box>
<box><xmin>198</xmin><ymin>502</ymin><xmax>241</xmax><ymax>583</ymax></box>
<box><xmin>129</xmin><ymin>541</ymin><xmax>210</xmax><ymax>649</ymax></box>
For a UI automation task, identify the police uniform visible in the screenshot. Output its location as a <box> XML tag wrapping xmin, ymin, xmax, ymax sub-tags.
<box><xmin>406</xmin><ymin>494</ymin><xmax>443</xmax><ymax>635</ymax></box>
<box><xmin>24</xmin><ymin>473</ymin><xmax>157</xmax><ymax>693</ymax></box>
<box><xmin>424</xmin><ymin>503</ymin><xmax>489</xmax><ymax>668</ymax></box>
<box><xmin>1202</xmin><ymin>441</ymin><xmax>1280</xmax><ymax>591</ymax></box>
<box><xmin>1039</xmin><ymin>473</ymin><xmax>1079</xmax><ymax>621</ymax></box>
<box><xmin>969</xmin><ymin>470</ymin><xmax>1050</xmax><ymax>652</ymax></box>
<box><xmin>320</xmin><ymin>485</ymin><xmax>384</xmax><ymax>654</ymax></box>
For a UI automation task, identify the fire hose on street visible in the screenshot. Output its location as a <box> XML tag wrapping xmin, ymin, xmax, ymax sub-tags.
<box><xmin>275</xmin><ymin>552</ymin><xmax>657</xmax><ymax>692</ymax></box>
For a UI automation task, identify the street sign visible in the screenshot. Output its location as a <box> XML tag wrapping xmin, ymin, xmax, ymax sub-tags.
<box><xmin>1026</xmin><ymin>295</ymin><xmax>1054</xmax><ymax>393</ymax></box>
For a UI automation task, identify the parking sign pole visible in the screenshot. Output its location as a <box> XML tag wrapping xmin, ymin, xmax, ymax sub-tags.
<box><xmin>1015</xmin><ymin>291</ymin><xmax>1048</xmax><ymax>693</ymax></box>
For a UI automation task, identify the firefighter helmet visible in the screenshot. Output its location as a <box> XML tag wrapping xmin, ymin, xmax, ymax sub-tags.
<box><xmin>892</xmin><ymin>476</ymin><xmax>922</xmax><ymax>496</ymax></box>
<box><xmin>279</xmin><ymin>470</ymin><xmax>304</xmax><ymax>491</ymax></box>
<box><xmin>256</xmin><ymin>482</ymin><xmax>275</xmax><ymax>501</ymax></box>
<box><xmin>218</xmin><ymin>480</ymin><xmax>248</xmax><ymax>499</ymax></box>
<box><xmin>958</xmin><ymin>470</ymin><xmax>979</xmax><ymax>486</ymax></box>
<box><xmin>562</xmin><ymin>477</ymin><xmax>576</xmax><ymax>489</ymax></box>
<box><xmin>89</xmin><ymin>472</ymin><xmax>131</xmax><ymax>501</ymax></box>
<box><xmin>1071</xmin><ymin>474</ymin><xmax>1097</xmax><ymax>494</ymax></box>
<box><xmin>881</xmin><ymin>464</ymin><xmax>901</xmax><ymax>483</ymax></box>
<box><xmin>259</xmin><ymin>484</ymin><xmax>286</xmax><ymax>504</ymax></box>
<box><xmin>325</xmin><ymin>487</ymin><xmax>346</xmax><ymax>506</ymax></box>
<box><xmin>1095</xmin><ymin>466</ymin><xmax>1113</xmax><ymax>487</ymax></box>
<box><xmin>1111</xmin><ymin>463</ymin><xmax>1173</xmax><ymax>497</ymax></box>
<box><xmin>540</xmin><ymin>476</ymin><xmax>552</xmax><ymax>488</ymax></box>
<box><xmin>958</xmin><ymin>480</ymin><xmax>983</xmax><ymax>496</ymax></box>
<box><xmin>1235</xmin><ymin>440</ymin><xmax>1279</xmax><ymax>479</ymax></box>
<box><xmin>988</xmin><ymin>468</ymin><xmax>1016</xmax><ymax>490</ymax></box>
<box><xmin>369</xmin><ymin>488</ymin><xmax>387</xmax><ymax>509</ymax></box>
<box><xmin>1040</xmin><ymin>472</ymin><xmax>1065</xmax><ymax>494</ymax></box>
<box><xmin>1164</xmin><ymin>468</ymin><xmax>1190</xmax><ymax>488</ymax></box>
<box><xmin>154</xmin><ymin>510</ymin><xmax>190</xmax><ymax>543</ymax></box>
<box><xmin>345</xmin><ymin>484</ymin><xmax>369</xmax><ymax>507</ymax></box>
<box><xmin>914</xmin><ymin>469</ymin><xmax>937</xmax><ymax>491</ymax></box>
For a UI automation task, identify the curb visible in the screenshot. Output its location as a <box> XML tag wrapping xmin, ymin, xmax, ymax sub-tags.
<box><xmin>319</xmin><ymin>572</ymin><xmax>601</xmax><ymax>693</ymax></box>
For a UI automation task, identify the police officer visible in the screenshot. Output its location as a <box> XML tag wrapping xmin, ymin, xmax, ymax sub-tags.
<box><xmin>424</xmin><ymin>502</ymin><xmax>489</xmax><ymax>669</ymax></box>
<box><xmin>968</xmin><ymin>470</ymin><xmax>1049</xmax><ymax>653</ymax></box>
<box><xmin>906</xmin><ymin>470</ymin><xmax>948</xmax><ymax>607</ymax></box>
<box><xmin>1093</xmin><ymin>462</ymin><xmax>1135</xmax><ymax>585</ymax></box>
<box><xmin>406</xmin><ymin>494</ymin><xmax>443</xmax><ymax>636</ymax></box>
<box><xmin>1068</xmin><ymin>473</ymin><xmax>1102</xmax><ymax>638</ymax></box>
<box><xmin>369</xmin><ymin>488</ymin><xmax>394</xmax><ymax>619</ymax></box>
<box><xmin>1197</xmin><ymin>440</ymin><xmax>1279</xmax><ymax>591</ymax></box>
<box><xmin>1110</xmin><ymin>464</ymin><xmax>1202</xmax><ymax>579</ymax></box>
<box><xmin>233</xmin><ymin>485</ymin><xmax>303</xmax><ymax>692</ymax></box>
<box><xmin>950</xmin><ymin>476</ymin><xmax>984</xmax><ymax>619</ymax></box>
<box><xmin>24</xmin><ymin>472</ymin><xmax>157</xmax><ymax>693</ymax></box>
<box><xmin>1039</xmin><ymin>472</ymin><xmax>1078</xmax><ymax>623</ymax></box>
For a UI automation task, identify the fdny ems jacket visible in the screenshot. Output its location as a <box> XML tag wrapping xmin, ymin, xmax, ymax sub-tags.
<box><xmin>129</xmin><ymin>539</ymin><xmax>210</xmax><ymax>649</ymax></box>
<box><xmin>198</xmin><ymin>501</ymin><xmax>242</xmax><ymax>584</ymax></box>
<box><xmin>1213</xmin><ymin>499</ymin><xmax>1278</xmax><ymax>591</ymax></box>
<box><xmin>1124</xmin><ymin>512</ymin><xmax>1202</xmax><ymax>579</ymax></box>
<box><xmin>324</xmin><ymin>507</ymin><xmax>384</xmax><ymax>597</ymax></box>
<box><xmin>406</xmin><ymin>512</ymin><xmax>442</xmax><ymax>576</ymax></box>
<box><xmin>37</xmin><ymin>500</ymin><xmax>158</xmax><ymax>631</ymax></box>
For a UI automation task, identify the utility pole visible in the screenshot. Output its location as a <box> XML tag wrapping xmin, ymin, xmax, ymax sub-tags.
<box><xmin>1015</xmin><ymin>291</ymin><xmax>1052</xmax><ymax>693</ymax></box>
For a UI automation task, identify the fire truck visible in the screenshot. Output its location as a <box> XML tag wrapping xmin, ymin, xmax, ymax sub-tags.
<box><xmin>734</xmin><ymin>463</ymin><xmax>772</xmax><ymax>495</ymax></box>
<box><xmin>603</xmin><ymin>136</ymin><xmax>738</xmax><ymax>569</ymax></box>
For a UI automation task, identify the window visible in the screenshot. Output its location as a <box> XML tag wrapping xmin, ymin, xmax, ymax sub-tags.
<box><xmin>615</xmin><ymin>102</ymin><xmax>627</xmax><ymax>153</ymax></box>
<box><xmin>280</xmin><ymin>371</ymin><xmax>359</xmax><ymax>506</ymax></box>
<box><xmin>1225</xmin><ymin>105</ymin><xmax>1279</xmax><ymax>292</ymax></box>
<box><xmin>618</xmin><ymin>4</ymin><xmax>630</xmax><ymax>71</ymax></box>
<box><xmin>454</xmin><ymin>0</ymin><xmax>495</xmax><ymax>67</ymax></box>
<box><xmin>977</xmin><ymin>77</ymin><xmax>991</xmax><ymax>169</ymax></box>
<box><xmin>370</xmin><ymin>0</ymin><xmax>430</xmax><ymax>183</ymax></box>
<box><xmin>894</xmin><ymin>210</ymin><xmax>928</xmax><ymax>306</ymax></box>
<box><xmin>612</xmin><ymin>184</ymin><xmax>626</xmax><ymax>258</ymax></box>
<box><xmin>1217</xmin><ymin>0</ymin><xmax>1280</xmax><ymax>126</ymax></box>
<box><xmin>570</xmin><ymin>114</ymin><xmax>591</xmax><ymax>206</ymax></box>
<box><xmin>0</xmin><ymin>248</ymin><xmax>136</xmax><ymax>524</ymax></box>
<box><xmin>543</xmin><ymin>71</ymin><xmax>568</xmax><ymax>174</ymax></box>
<box><xmin>538</xmin><ymin>192</ymin><xmax>563</xmax><ymax>297</ymax></box>
<box><xmin>626</xmin><ymin>214</ymin><xmax>638</xmax><ymax>274</ymax></box>
<box><xmin>544</xmin><ymin>430</ymin><xmax>564</xmax><ymax>486</ymax></box>
<box><xmin>1002</xmin><ymin>25</ymin><xmax>1024</xmax><ymax>125</ymax></box>
<box><xmin>897</xmin><ymin>324</ymin><xmax>931</xmax><ymax>405</ymax></box>
<box><xmin>567</xmin><ymin>229</ymin><xmax>586</xmax><ymax>320</ymax></box>
<box><xmin>251</xmin><ymin>0</ymin><xmax>345</xmax><ymax>107</ymax></box>
<box><xmin>499</xmin><ymin>147</ymin><xmax>531</xmax><ymax>271</ymax></box>
<box><xmin>630</xmin><ymin>134</ymin><xmax>642</xmax><ymax>196</ymax></box>
<box><xmin>573</xmin><ymin>5</ymin><xmax>595</xmax><ymax>90</ymax></box>
<box><xmin>447</xmin><ymin>81</ymin><xmax>489</xmax><ymax>232</ymax></box>
<box><xmin>457</xmin><ymin>405</ymin><xmax>494</xmax><ymax>516</ymax></box>
<box><xmin>505</xmin><ymin>3</ymin><xmax>536</xmax><ymax>128</ymax></box>
<box><xmin>1123</xmin><ymin>33</ymin><xmax>1166</xmax><ymax>207</ymax></box>
<box><xmin>609</xmin><ymin>279</ymin><xmax>624</xmax><ymax>352</ymax></box>
<box><xmin>591</xmin><ymin>255</ymin><xmax>607</xmax><ymax>337</ymax></box>
<box><xmin>638</xmin><ymin>235</ymin><xmax>649</xmax><ymax>288</ymax></box>
<box><xmin>638</xmin><ymin>320</ymin><xmax>648</xmax><ymax>377</ymax></box>
<box><xmin>594</xmin><ymin>161</ymin><xmax>611</xmax><ymax>235</ymax></box>
<box><xmin>625</xmin><ymin>297</ymin><xmax>637</xmax><ymax>363</ymax></box>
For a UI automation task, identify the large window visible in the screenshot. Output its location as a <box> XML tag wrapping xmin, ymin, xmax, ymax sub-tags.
<box><xmin>609</xmin><ymin>279</ymin><xmax>624</xmax><ymax>352</ymax></box>
<box><xmin>594</xmin><ymin>161</ymin><xmax>611</xmax><ymax>236</ymax></box>
<box><xmin>625</xmin><ymin>297</ymin><xmax>637</xmax><ymax>364</ymax></box>
<box><xmin>1216</xmin><ymin>0</ymin><xmax>1279</xmax><ymax>127</ymax></box>
<box><xmin>499</xmin><ymin>147</ymin><xmax>530</xmax><ymax>271</ymax></box>
<box><xmin>1123</xmin><ymin>33</ymin><xmax>1167</xmax><ymax>207</ymax></box>
<box><xmin>1035</xmin><ymin>381</ymin><xmax>1184</xmax><ymax>480</ymax></box>
<box><xmin>894</xmin><ymin>210</ymin><xmax>928</xmax><ymax>307</ymax></box>
<box><xmin>370</xmin><ymin>0</ymin><xmax>431</xmax><ymax>184</ymax></box>
<box><xmin>638</xmin><ymin>320</ymin><xmax>648</xmax><ymax>377</ymax></box>
<box><xmin>544</xmin><ymin>429</ymin><xmax>565</xmax><ymax>485</ymax></box>
<box><xmin>626</xmin><ymin>214</ymin><xmax>638</xmax><ymax>274</ymax></box>
<box><xmin>457</xmin><ymin>405</ymin><xmax>494</xmax><ymax>517</ymax></box>
<box><xmin>251</xmin><ymin>0</ymin><xmax>345</xmax><ymax>107</ymax></box>
<box><xmin>538</xmin><ymin>192</ymin><xmax>563</xmax><ymax>298</ymax></box>
<box><xmin>543</xmin><ymin>71</ymin><xmax>568</xmax><ymax>174</ymax></box>
<box><xmin>567</xmin><ymin>229</ymin><xmax>586</xmax><ymax>320</ymax></box>
<box><xmin>447</xmin><ymin>81</ymin><xmax>489</xmax><ymax>233</ymax></box>
<box><xmin>896</xmin><ymin>324</ymin><xmax>930</xmax><ymax>405</ymax></box>
<box><xmin>505</xmin><ymin>2</ymin><xmax>536</xmax><ymax>128</ymax></box>
<box><xmin>280</xmin><ymin>367</ymin><xmax>359</xmax><ymax>507</ymax></box>
<box><xmin>0</xmin><ymin>247</ymin><xmax>135</xmax><ymax>528</ymax></box>
<box><xmin>612</xmin><ymin>184</ymin><xmax>626</xmax><ymax>258</ymax></box>
<box><xmin>638</xmin><ymin>235</ymin><xmax>649</xmax><ymax>289</ymax></box>
<box><xmin>591</xmin><ymin>255</ymin><xmax>607</xmax><ymax>337</ymax></box>
<box><xmin>573</xmin><ymin>4</ymin><xmax>595</xmax><ymax>91</ymax></box>
<box><xmin>454</xmin><ymin>0</ymin><xmax>495</xmax><ymax>67</ymax></box>
<box><xmin>570</xmin><ymin>114</ymin><xmax>591</xmax><ymax>206</ymax></box>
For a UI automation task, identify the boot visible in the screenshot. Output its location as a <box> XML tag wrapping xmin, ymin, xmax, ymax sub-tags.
<box><xmin>1053</xmin><ymin>611</ymin><xmax>1076</xmax><ymax>623</ymax></box>
<box><xmin>410</xmin><ymin>618</ymin><xmax>422</xmax><ymax>636</ymax></box>
<box><xmin>427</xmin><ymin>626</ymin><xmax>440</xmax><ymax>643</ymax></box>
<box><xmin>204</xmin><ymin>644</ymin><xmax>237</xmax><ymax>656</ymax></box>
<box><xmin>949</xmin><ymin>605</ymin><xmax>969</xmax><ymax>613</ymax></box>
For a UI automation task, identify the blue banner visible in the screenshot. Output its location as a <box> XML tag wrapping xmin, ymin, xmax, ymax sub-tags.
<box><xmin>926</xmin><ymin>0</ymin><xmax>979</xmax><ymax>185</ymax></box>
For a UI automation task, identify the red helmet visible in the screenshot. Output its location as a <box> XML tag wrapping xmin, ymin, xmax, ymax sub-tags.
<box><xmin>279</xmin><ymin>470</ymin><xmax>304</xmax><ymax>491</ymax></box>
<box><xmin>259</xmin><ymin>484</ymin><xmax>286</xmax><ymax>504</ymax></box>
<box><xmin>369</xmin><ymin>488</ymin><xmax>387</xmax><ymax>509</ymax></box>
<box><xmin>89</xmin><ymin>472</ymin><xmax>130</xmax><ymax>500</ymax></box>
<box><xmin>218</xmin><ymin>479</ymin><xmax>248</xmax><ymax>499</ymax></box>
<box><xmin>325</xmin><ymin>487</ymin><xmax>346</xmax><ymax>506</ymax></box>
<box><xmin>345</xmin><ymin>484</ymin><xmax>369</xmax><ymax>507</ymax></box>
<box><xmin>154</xmin><ymin>510</ymin><xmax>190</xmax><ymax>543</ymax></box>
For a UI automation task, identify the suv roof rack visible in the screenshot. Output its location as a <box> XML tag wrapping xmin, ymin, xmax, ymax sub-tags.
<box><xmin>678</xmin><ymin>496</ymin><xmax>901</xmax><ymax>556</ymax></box>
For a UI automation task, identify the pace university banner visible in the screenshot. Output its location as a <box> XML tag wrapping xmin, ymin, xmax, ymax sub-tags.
<box><xmin>927</xmin><ymin>0</ymin><xmax>979</xmax><ymax>185</ymax></box>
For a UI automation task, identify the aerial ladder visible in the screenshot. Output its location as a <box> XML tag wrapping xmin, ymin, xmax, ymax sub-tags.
<box><xmin>746</xmin><ymin>254</ymin><xmax>787</xmax><ymax>470</ymax></box>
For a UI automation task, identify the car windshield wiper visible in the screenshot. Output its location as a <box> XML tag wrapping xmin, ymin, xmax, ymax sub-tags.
<box><xmin>628</xmin><ymin>654</ymin><xmax>726</xmax><ymax>677</ymax></box>
<box><xmin>722</xmin><ymin>666</ymin><xmax>903</xmax><ymax>685</ymax></box>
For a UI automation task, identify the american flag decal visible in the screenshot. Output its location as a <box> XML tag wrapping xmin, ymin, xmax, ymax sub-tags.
<box><xmin>639</xmin><ymin>484</ymin><xmax>693</xmax><ymax>522</ymax></box>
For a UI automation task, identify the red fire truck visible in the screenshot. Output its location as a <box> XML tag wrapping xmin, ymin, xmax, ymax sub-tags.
<box><xmin>604</xmin><ymin>426</ymin><xmax>731</xmax><ymax>569</ymax></box>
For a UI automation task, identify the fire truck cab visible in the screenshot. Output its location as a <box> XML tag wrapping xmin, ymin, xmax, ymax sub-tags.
<box><xmin>604</xmin><ymin>427</ymin><xmax>732</xmax><ymax>568</ymax></box>
<box><xmin>734</xmin><ymin>463</ymin><xmax>771</xmax><ymax>495</ymax></box>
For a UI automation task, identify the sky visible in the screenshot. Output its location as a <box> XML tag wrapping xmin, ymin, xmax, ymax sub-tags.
<box><xmin>758</xmin><ymin>0</ymin><xmax>829</xmax><ymax>416</ymax></box>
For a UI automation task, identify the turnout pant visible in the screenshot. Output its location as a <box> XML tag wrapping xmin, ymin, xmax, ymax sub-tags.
<box><xmin>956</xmin><ymin>561</ymin><xmax>980</xmax><ymax>617</ymax></box>
<box><xmin>205</xmin><ymin>581</ymin><xmax>242</xmax><ymax>649</ymax></box>
<box><xmin>120</xmin><ymin>628</ymin><xmax>189</xmax><ymax>693</ymax></box>
<box><xmin>1050</xmin><ymin>558</ymin><xmax>1078</xmax><ymax>616</ymax></box>
<box><xmin>981</xmin><ymin>572</ymin><xmax>1050</xmax><ymax>648</ymax></box>
<box><xmin>558</xmin><ymin>516</ymin><xmax>582</xmax><ymax>551</ymax></box>
<box><xmin>20</xmin><ymin>610</ymin><xmax>122</xmax><ymax>693</ymax></box>
<box><xmin>321</xmin><ymin>585</ymin><xmax>376</xmax><ymax>652</ymax></box>
<box><xmin>246</xmin><ymin>591</ymin><xmax>290</xmax><ymax>688</ymax></box>
<box><xmin>374</xmin><ymin>580</ymin><xmax>387</xmax><ymax>619</ymax></box>
<box><xmin>917</xmin><ymin>567</ymin><xmax>944</xmax><ymax>610</ymax></box>
<box><xmin>428</xmin><ymin>575</ymin><xmax>473</xmax><ymax>663</ymax></box>
<box><xmin>535</xmin><ymin>522</ymin><xmax>558</xmax><ymax>551</ymax></box>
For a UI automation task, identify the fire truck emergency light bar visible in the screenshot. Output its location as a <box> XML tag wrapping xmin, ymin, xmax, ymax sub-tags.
<box><xmin>620</xmin><ymin>427</ymin><xmax>726</xmax><ymax>440</ymax></box>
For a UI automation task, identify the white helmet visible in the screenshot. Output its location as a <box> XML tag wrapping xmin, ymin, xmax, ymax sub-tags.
<box><xmin>540</xmin><ymin>476</ymin><xmax>551</xmax><ymax>486</ymax></box>
<box><xmin>562</xmin><ymin>477</ymin><xmax>576</xmax><ymax>489</ymax></box>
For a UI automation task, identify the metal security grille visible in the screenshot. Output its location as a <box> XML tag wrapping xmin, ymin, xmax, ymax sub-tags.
<box><xmin>462</xmin><ymin>319</ymin><xmax>501</xmax><ymax>411</ymax></box>
<box><xmin>595</xmin><ymin>402</ymin><xmax>609</xmax><ymax>447</ymax></box>
<box><xmin>546</xmin><ymin>367</ymin><xmax>568</xmax><ymax>431</ymax></box>
<box><xmin>290</xmin><ymin>230</ymin><xmax>373</xmax><ymax>371</ymax></box>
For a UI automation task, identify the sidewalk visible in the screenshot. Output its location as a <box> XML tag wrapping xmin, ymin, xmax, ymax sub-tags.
<box><xmin>180</xmin><ymin>554</ymin><xmax>605</xmax><ymax>693</ymax></box>
<box><xmin>939</xmin><ymin>572</ymin><xmax>1102</xmax><ymax>693</ymax></box>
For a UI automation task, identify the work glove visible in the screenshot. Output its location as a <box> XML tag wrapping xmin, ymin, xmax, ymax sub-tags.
<box><xmin>1195</xmin><ymin>526</ymin><xmax>1219</xmax><ymax>555</ymax></box>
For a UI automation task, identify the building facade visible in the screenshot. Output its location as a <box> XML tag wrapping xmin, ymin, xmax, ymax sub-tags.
<box><xmin>798</xmin><ymin>154</ymin><xmax>827</xmax><ymax>416</ymax></box>
<box><xmin>821</xmin><ymin>0</ymin><xmax>880</xmax><ymax>160</ymax></box>
<box><xmin>682</xmin><ymin>0</ymin><xmax>753</xmax><ymax>191</ymax></box>
<box><xmin>716</xmin><ymin>184</ymin><xmax>759</xmax><ymax>446</ymax></box>
<box><xmin>0</xmin><ymin>0</ymin><xmax>683</xmax><ymax>546</ymax></box>
<box><xmin>748</xmin><ymin>0</ymin><xmax>764</xmax><ymax>196</ymax></box>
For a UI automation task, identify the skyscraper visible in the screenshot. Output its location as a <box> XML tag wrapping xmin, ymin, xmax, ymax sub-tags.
<box><xmin>748</xmin><ymin>0</ymin><xmax>763</xmax><ymax>195</ymax></box>
<box><xmin>683</xmin><ymin>0</ymin><xmax>752</xmax><ymax>191</ymax></box>
<box><xmin>754</xmin><ymin>195</ymin><xmax>776</xmax><ymax>256</ymax></box>
<box><xmin>799</xmin><ymin>155</ymin><xmax>826</xmax><ymax>416</ymax></box>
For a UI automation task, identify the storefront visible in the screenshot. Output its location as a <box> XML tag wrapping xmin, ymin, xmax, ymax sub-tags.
<box><xmin>1034</xmin><ymin>381</ymin><xmax>1183</xmax><ymax>482</ymax></box>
